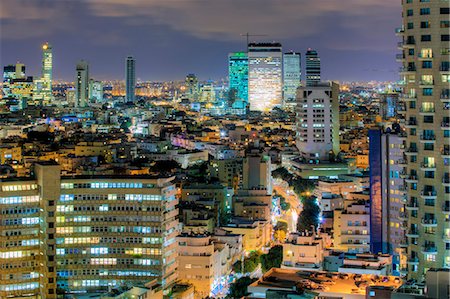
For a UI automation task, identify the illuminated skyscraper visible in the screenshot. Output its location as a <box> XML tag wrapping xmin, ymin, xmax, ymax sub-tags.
<box><xmin>75</xmin><ymin>60</ymin><xmax>89</xmax><ymax>108</ymax></box>
<box><xmin>283</xmin><ymin>51</ymin><xmax>301</xmax><ymax>110</ymax></box>
<box><xmin>228</xmin><ymin>52</ymin><xmax>248</xmax><ymax>105</ymax></box>
<box><xmin>248</xmin><ymin>42</ymin><xmax>283</xmax><ymax>111</ymax></box>
<box><xmin>185</xmin><ymin>73</ymin><xmax>199</xmax><ymax>101</ymax></box>
<box><xmin>125</xmin><ymin>56</ymin><xmax>136</xmax><ymax>102</ymax></box>
<box><xmin>398</xmin><ymin>0</ymin><xmax>450</xmax><ymax>280</ymax></box>
<box><xmin>305</xmin><ymin>49</ymin><xmax>321</xmax><ymax>87</ymax></box>
<box><xmin>33</xmin><ymin>43</ymin><xmax>53</xmax><ymax>105</ymax></box>
<box><xmin>89</xmin><ymin>79</ymin><xmax>103</xmax><ymax>102</ymax></box>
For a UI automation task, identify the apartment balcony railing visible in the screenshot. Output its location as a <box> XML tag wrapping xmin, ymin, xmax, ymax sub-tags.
<box><xmin>407</xmin><ymin>257</ymin><xmax>419</xmax><ymax>264</ymax></box>
<box><xmin>421</xmin><ymin>190</ymin><xmax>437</xmax><ymax>197</ymax></box>
<box><xmin>441</xmin><ymin>148</ymin><xmax>450</xmax><ymax>156</ymax></box>
<box><xmin>420</xmin><ymin>162</ymin><xmax>436</xmax><ymax>169</ymax></box>
<box><xmin>418</xmin><ymin>53</ymin><xmax>433</xmax><ymax>59</ymax></box>
<box><xmin>421</xmin><ymin>246</ymin><xmax>438</xmax><ymax>254</ymax></box>
<box><xmin>442</xmin><ymin>122</ymin><xmax>450</xmax><ymax>128</ymax></box>
<box><xmin>440</xmin><ymin>66</ymin><xmax>450</xmax><ymax>72</ymax></box>
<box><xmin>406</xmin><ymin>119</ymin><xmax>417</xmax><ymax>126</ymax></box>
<box><xmin>420</xmin><ymin>135</ymin><xmax>436</xmax><ymax>141</ymax></box>
<box><xmin>406</xmin><ymin>201</ymin><xmax>419</xmax><ymax>210</ymax></box>
<box><xmin>396</xmin><ymin>53</ymin><xmax>405</xmax><ymax>60</ymax></box>
<box><xmin>395</xmin><ymin>27</ymin><xmax>405</xmax><ymax>35</ymax></box>
<box><xmin>406</xmin><ymin>230</ymin><xmax>419</xmax><ymax>238</ymax></box>
<box><xmin>419</xmin><ymin>108</ymin><xmax>435</xmax><ymax>114</ymax></box>
<box><xmin>419</xmin><ymin>80</ymin><xmax>434</xmax><ymax>86</ymax></box>
<box><xmin>400</xmin><ymin>66</ymin><xmax>417</xmax><ymax>73</ymax></box>
<box><xmin>421</xmin><ymin>218</ymin><xmax>437</xmax><ymax>226</ymax></box>
<box><xmin>442</xmin><ymin>205</ymin><xmax>450</xmax><ymax>213</ymax></box>
<box><xmin>405</xmin><ymin>175</ymin><xmax>418</xmax><ymax>183</ymax></box>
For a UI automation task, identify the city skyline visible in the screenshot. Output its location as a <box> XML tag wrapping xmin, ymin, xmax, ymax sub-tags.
<box><xmin>1</xmin><ymin>0</ymin><xmax>400</xmax><ymax>82</ymax></box>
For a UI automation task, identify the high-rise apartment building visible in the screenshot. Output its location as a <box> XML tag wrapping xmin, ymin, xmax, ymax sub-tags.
<box><xmin>75</xmin><ymin>60</ymin><xmax>89</xmax><ymax>108</ymax></box>
<box><xmin>33</xmin><ymin>43</ymin><xmax>53</xmax><ymax>105</ymax></box>
<box><xmin>295</xmin><ymin>82</ymin><xmax>340</xmax><ymax>162</ymax></box>
<box><xmin>0</xmin><ymin>162</ymin><xmax>179</xmax><ymax>297</ymax></box>
<box><xmin>228</xmin><ymin>52</ymin><xmax>249</xmax><ymax>105</ymax></box>
<box><xmin>305</xmin><ymin>49</ymin><xmax>321</xmax><ymax>87</ymax></box>
<box><xmin>380</xmin><ymin>91</ymin><xmax>401</xmax><ymax>121</ymax></box>
<box><xmin>89</xmin><ymin>79</ymin><xmax>103</xmax><ymax>102</ymax></box>
<box><xmin>369</xmin><ymin>127</ymin><xmax>407</xmax><ymax>275</ymax></box>
<box><xmin>398</xmin><ymin>0</ymin><xmax>450</xmax><ymax>280</ymax></box>
<box><xmin>248</xmin><ymin>42</ymin><xmax>283</xmax><ymax>111</ymax></box>
<box><xmin>126</xmin><ymin>56</ymin><xmax>136</xmax><ymax>102</ymax></box>
<box><xmin>283</xmin><ymin>51</ymin><xmax>301</xmax><ymax>110</ymax></box>
<box><xmin>185</xmin><ymin>73</ymin><xmax>199</xmax><ymax>101</ymax></box>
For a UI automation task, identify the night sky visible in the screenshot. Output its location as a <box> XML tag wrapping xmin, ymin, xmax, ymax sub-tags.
<box><xmin>1</xmin><ymin>0</ymin><xmax>401</xmax><ymax>82</ymax></box>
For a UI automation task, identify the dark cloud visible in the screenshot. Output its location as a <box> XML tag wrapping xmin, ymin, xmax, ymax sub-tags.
<box><xmin>0</xmin><ymin>0</ymin><xmax>400</xmax><ymax>81</ymax></box>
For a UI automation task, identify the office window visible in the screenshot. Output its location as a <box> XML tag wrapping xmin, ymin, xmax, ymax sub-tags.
<box><xmin>422</xmin><ymin>61</ymin><xmax>432</xmax><ymax>69</ymax></box>
<box><xmin>420</xmin><ymin>21</ymin><xmax>430</xmax><ymax>28</ymax></box>
<box><xmin>420</xmin><ymin>8</ymin><xmax>430</xmax><ymax>15</ymax></box>
<box><xmin>423</xmin><ymin>88</ymin><xmax>433</xmax><ymax>96</ymax></box>
<box><xmin>421</xmin><ymin>35</ymin><xmax>431</xmax><ymax>41</ymax></box>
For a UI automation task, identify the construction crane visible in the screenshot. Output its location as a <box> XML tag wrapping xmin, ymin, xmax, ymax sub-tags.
<box><xmin>240</xmin><ymin>32</ymin><xmax>267</xmax><ymax>50</ymax></box>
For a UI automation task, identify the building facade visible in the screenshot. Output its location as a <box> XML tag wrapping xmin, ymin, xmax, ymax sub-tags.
<box><xmin>0</xmin><ymin>162</ymin><xmax>179</xmax><ymax>297</ymax></box>
<box><xmin>282</xmin><ymin>51</ymin><xmax>301</xmax><ymax>110</ymax></box>
<box><xmin>75</xmin><ymin>60</ymin><xmax>89</xmax><ymax>108</ymax></box>
<box><xmin>295</xmin><ymin>82</ymin><xmax>340</xmax><ymax>162</ymax></box>
<box><xmin>248</xmin><ymin>42</ymin><xmax>283</xmax><ymax>111</ymax></box>
<box><xmin>369</xmin><ymin>127</ymin><xmax>407</xmax><ymax>275</ymax></box>
<box><xmin>305</xmin><ymin>49</ymin><xmax>320</xmax><ymax>87</ymax></box>
<box><xmin>398</xmin><ymin>0</ymin><xmax>450</xmax><ymax>279</ymax></box>
<box><xmin>228</xmin><ymin>52</ymin><xmax>248</xmax><ymax>105</ymax></box>
<box><xmin>33</xmin><ymin>43</ymin><xmax>53</xmax><ymax>105</ymax></box>
<box><xmin>126</xmin><ymin>56</ymin><xmax>136</xmax><ymax>103</ymax></box>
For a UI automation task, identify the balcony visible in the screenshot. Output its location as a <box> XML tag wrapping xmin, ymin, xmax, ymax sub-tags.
<box><xmin>406</xmin><ymin>230</ymin><xmax>419</xmax><ymax>238</ymax></box>
<box><xmin>444</xmin><ymin>103</ymin><xmax>450</xmax><ymax>110</ymax></box>
<box><xmin>400</xmin><ymin>171</ymin><xmax>408</xmax><ymax>179</ymax></box>
<box><xmin>419</xmin><ymin>80</ymin><xmax>434</xmax><ymax>88</ymax></box>
<box><xmin>418</xmin><ymin>53</ymin><xmax>433</xmax><ymax>60</ymax></box>
<box><xmin>400</xmin><ymin>66</ymin><xmax>417</xmax><ymax>75</ymax></box>
<box><xmin>419</xmin><ymin>107</ymin><xmax>435</xmax><ymax>115</ymax></box>
<box><xmin>396</xmin><ymin>159</ymin><xmax>408</xmax><ymax>166</ymax></box>
<box><xmin>397</xmin><ymin>41</ymin><xmax>404</xmax><ymax>50</ymax></box>
<box><xmin>397</xmin><ymin>106</ymin><xmax>407</xmax><ymax>114</ymax></box>
<box><xmin>421</xmin><ymin>246</ymin><xmax>438</xmax><ymax>255</ymax></box>
<box><xmin>444</xmin><ymin>234</ymin><xmax>450</xmax><ymax>243</ymax></box>
<box><xmin>407</xmin><ymin>257</ymin><xmax>419</xmax><ymax>265</ymax></box>
<box><xmin>443</xmin><ymin>176</ymin><xmax>450</xmax><ymax>187</ymax></box>
<box><xmin>440</xmin><ymin>66</ymin><xmax>450</xmax><ymax>74</ymax></box>
<box><xmin>399</xmin><ymin>238</ymin><xmax>408</xmax><ymax>248</ymax></box>
<box><xmin>395</xmin><ymin>27</ymin><xmax>405</xmax><ymax>36</ymax></box>
<box><xmin>406</xmin><ymin>200</ymin><xmax>419</xmax><ymax>210</ymax></box>
<box><xmin>399</xmin><ymin>212</ymin><xmax>408</xmax><ymax>221</ymax></box>
<box><xmin>404</xmin><ymin>175</ymin><xmax>418</xmax><ymax>183</ymax></box>
<box><xmin>396</xmin><ymin>53</ymin><xmax>405</xmax><ymax>62</ymax></box>
<box><xmin>442</xmin><ymin>122</ymin><xmax>450</xmax><ymax>130</ymax></box>
<box><xmin>441</xmin><ymin>148</ymin><xmax>450</xmax><ymax>158</ymax></box>
<box><xmin>442</xmin><ymin>204</ymin><xmax>450</xmax><ymax>214</ymax></box>
<box><xmin>402</xmin><ymin>95</ymin><xmax>417</xmax><ymax>102</ymax></box>
<box><xmin>404</xmin><ymin>120</ymin><xmax>417</xmax><ymax>128</ymax></box>
<box><xmin>420</xmin><ymin>190</ymin><xmax>437</xmax><ymax>200</ymax></box>
<box><xmin>419</xmin><ymin>135</ymin><xmax>435</xmax><ymax>143</ymax></box>
<box><xmin>420</xmin><ymin>163</ymin><xmax>436</xmax><ymax>171</ymax></box>
<box><xmin>421</xmin><ymin>218</ymin><xmax>437</xmax><ymax>227</ymax></box>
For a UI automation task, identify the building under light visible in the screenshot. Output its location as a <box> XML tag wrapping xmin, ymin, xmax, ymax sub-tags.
<box><xmin>0</xmin><ymin>162</ymin><xmax>179</xmax><ymax>297</ymax></box>
<box><xmin>33</xmin><ymin>43</ymin><xmax>53</xmax><ymax>105</ymax></box>
<box><xmin>283</xmin><ymin>51</ymin><xmax>301</xmax><ymax>110</ymax></box>
<box><xmin>305</xmin><ymin>49</ymin><xmax>321</xmax><ymax>87</ymax></box>
<box><xmin>228</xmin><ymin>51</ymin><xmax>248</xmax><ymax>106</ymax></box>
<box><xmin>248</xmin><ymin>42</ymin><xmax>283</xmax><ymax>111</ymax></box>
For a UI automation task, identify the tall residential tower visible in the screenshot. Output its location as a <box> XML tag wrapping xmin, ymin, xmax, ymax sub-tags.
<box><xmin>398</xmin><ymin>0</ymin><xmax>450</xmax><ymax>280</ymax></box>
<box><xmin>125</xmin><ymin>56</ymin><xmax>136</xmax><ymax>102</ymax></box>
<box><xmin>75</xmin><ymin>60</ymin><xmax>89</xmax><ymax>108</ymax></box>
<box><xmin>33</xmin><ymin>43</ymin><xmax>53</xmax><ymax>105</ymax></box>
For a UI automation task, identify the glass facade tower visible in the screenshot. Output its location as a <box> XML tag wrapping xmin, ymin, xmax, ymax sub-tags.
<box><xmin>283</xmin><ymin>51</ymin><xmax>301</xmax><ymax>109</ymax></box>
<box><xmin>305</xmin><ymin>49</ymin><xmax>321</xmax><ymax>87</ymax></box>
<box><xmin>228</xmin><ymin>52</ymin><xmax>248</xmax><ymax>104</ymax></box>
<box><xmin>125</xmin><ymin>56</ymin><xmax>136</xmax><ymax>103</ymax></box>
<box><xmin>248</xmin><ymin>42</ymin><xmax>283</xmax><ymax>111</ymax></box>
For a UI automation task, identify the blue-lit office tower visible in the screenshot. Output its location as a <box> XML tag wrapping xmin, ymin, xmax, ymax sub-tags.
<box><xmin>125</xmin><ymin>56</ymin><xmax>136</xmax><ymax>103</ymax></box>
<box><xmin>305</xmin><ymin>49</ymin><xmax>320</xmax><ymax>87</ymax></box>
<box><xmin>283</xmin><ymin>52</ymin><xmax>301</xmax><ymax>110</ymax></box>
<box><xmin>228</xmin><ymin>52</ymin><xmax>248</xmax><ymax>107</ymax></box>
<box><xmin>369</xmin><ymin>127</ymin><xmax>407</xmax><ymax>275</ymax></box>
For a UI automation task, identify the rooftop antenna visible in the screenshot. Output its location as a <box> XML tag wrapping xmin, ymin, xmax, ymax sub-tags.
<box><xmin>240</xmin><ymin>32</ymin><xmax>268</xmax><ymax>51</ymax></box>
